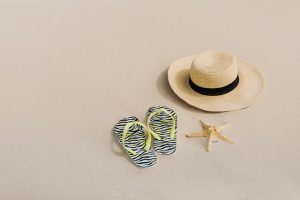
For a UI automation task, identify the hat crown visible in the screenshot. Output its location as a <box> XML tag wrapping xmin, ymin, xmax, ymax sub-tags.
<box><xmin>190</xmin><ymin>50</ymin><xmax>238</xmax><ymax>88</ymax></box>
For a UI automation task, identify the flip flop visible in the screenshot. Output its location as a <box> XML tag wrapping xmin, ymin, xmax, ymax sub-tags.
<box><xmin>146</xmin><ymin>106</ymin><xmax>177</xmax><ymax>155</ymax></box>
<box><xmin>114</xmin><ymin>116</ymin><xmax>157</xmax><ymax>168</ymax></box>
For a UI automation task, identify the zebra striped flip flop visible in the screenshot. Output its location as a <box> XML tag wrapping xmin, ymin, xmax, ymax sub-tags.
<box><xmin>114</xmin><ymin>116</ymin><xmax>157</xmax><ymax>168</ymax></box>
<box><xmin>146</xmin><ymin>106</ymin><xmax>177</xmax><ymax>155</ymax></box>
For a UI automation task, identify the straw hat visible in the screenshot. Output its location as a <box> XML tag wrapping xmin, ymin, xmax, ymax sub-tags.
<box><xmin>168</xmin><ymin>50</ymin><xmax>264</xmax><ymax>112</ymax></box>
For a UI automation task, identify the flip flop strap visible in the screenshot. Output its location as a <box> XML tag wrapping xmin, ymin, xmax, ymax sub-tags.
<box><xmin>147</xmin><ymin>108</ymin><xmax>176</xmax><ymax>140</ymax></box>
<box><xmin>122</xmin><ymin>121</ymin><xmax>151</xmax><ymax>155</ymax></box>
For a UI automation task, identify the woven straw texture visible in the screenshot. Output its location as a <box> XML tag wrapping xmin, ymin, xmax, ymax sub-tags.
<box><xmin>168</xmin><ymin>51</ymin><xmax>264</xmax><ymax>112</ymax></box>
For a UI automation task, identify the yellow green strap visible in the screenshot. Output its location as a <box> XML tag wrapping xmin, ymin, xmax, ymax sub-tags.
<box><xmin>122</xmin><ymin>121</ymin><xmax>151</xmax><ymax>155</ymax></box>
<box><xmin>146</xmin><ymin>108</ymin><xmax>176</xmax><ymax>140</ymax></box>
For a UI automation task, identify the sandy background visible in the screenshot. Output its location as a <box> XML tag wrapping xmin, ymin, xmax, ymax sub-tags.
<box><xmin>0</xmin><ymin>0</ymin><xmax>299</xmax><ymax>199</ymax></box>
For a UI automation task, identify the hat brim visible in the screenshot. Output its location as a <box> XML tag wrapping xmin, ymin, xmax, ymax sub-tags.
<box><xmin>168</xmin><ymin>56</ymin><xmax>264</xmax><ymax>112</ymax></box>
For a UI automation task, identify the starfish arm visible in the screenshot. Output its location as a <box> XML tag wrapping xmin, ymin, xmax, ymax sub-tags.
<box><xmin>214</xmin><ymin>131</ymin><xmax>234</xmax><ymax>144</ymax></box>
<box><xmin>206</xmin><ymin>133</ymin><xmax>212</xmax><ymax>151</ymax></box>
<box><xmin>216</xmin><ymin>123</ymin><xmax>230</xmax><ymax>131</ymax></box>
<box><xmin>199</xmin><ymin>120</ymin><xmax>209</xmax><ymax>129</ymax></box>
<box><xmin>186</xmin><ymin>131</ymin><xmax>206</xmax><ymax>138</ymax></box>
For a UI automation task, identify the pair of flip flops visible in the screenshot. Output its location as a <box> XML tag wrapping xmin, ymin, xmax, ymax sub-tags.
<box><xmin>114</xmin><ymin>106</ymin><xmax>177</xmax><ymax>168</ymax></box>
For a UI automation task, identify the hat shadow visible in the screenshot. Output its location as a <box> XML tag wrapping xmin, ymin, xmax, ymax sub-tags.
<box><xmin>156</xmin><ymin>67</ymin><xmax>206</xmax><ymax>113</ymax></box>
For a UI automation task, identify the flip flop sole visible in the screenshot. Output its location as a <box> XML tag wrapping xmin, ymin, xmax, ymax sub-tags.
<box><xmin>147</xmin><ymin>106</ymin><xmax>177</xmax><ymax>155</ymax></box>
<box><xmin>114</xmin><ymin>116</ymin><xmax>157</xmax><ymax>168</ymax></box>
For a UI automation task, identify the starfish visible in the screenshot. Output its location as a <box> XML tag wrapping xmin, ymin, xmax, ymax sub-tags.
<box><xmin>185</xmin><ymin>120</ymin><xmax>234</xmax><ymax>151</ymax></box>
